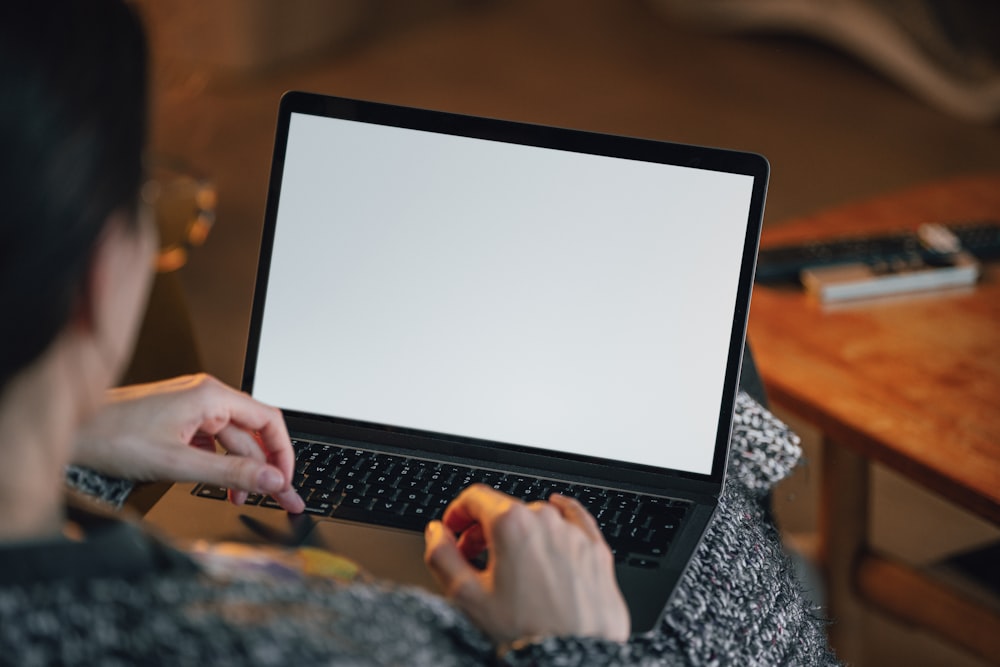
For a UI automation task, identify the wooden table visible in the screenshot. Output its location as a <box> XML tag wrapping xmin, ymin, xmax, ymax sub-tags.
<box><xmin>747</xmin><ymin>174</ymin><xmax>1000</xmax><ymax>665</ymax></box>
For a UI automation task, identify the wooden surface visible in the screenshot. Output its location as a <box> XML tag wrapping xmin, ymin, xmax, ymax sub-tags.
<box><xmin>748</xmin><ymin>174</ymin><xmax>1000</xmax><ymax>664</ymax></box>
<box><xmin>748</xmin><ymin>173</ymin><xmax>1000</xmax><ymax>525</ymax></box>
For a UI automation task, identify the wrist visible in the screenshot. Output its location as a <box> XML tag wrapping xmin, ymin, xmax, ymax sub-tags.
<box><xmin>495</xmin><ymin>634</ymin><xmax>547</xmax><ymax>661</ymax></box>
<box><xmin>496</xmin><ymin>634</ymin><xmax>630</xmax><ymax>666</ymax></box>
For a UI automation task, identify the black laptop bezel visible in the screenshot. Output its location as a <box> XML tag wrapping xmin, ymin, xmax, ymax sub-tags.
<box><xmin>243</xmin><ymin>91</ymin><xmax>768</xmax><ymax>494</ymax></box>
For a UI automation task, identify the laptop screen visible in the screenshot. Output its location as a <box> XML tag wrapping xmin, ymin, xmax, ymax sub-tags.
<box><xmin>250</xmin><ymin>103</ymin><xmax>761</xmax><ymax>477</ymax></box>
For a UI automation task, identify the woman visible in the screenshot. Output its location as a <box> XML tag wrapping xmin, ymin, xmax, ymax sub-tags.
<box><xmin>0</xmin><ymin>2</ymin><xmax>837</xmax><ymax>665</ymax></box>
<box><xmin>0</xmin><ymin>2</ymin><xmax>628</xmax><ymax>662</ymax></box>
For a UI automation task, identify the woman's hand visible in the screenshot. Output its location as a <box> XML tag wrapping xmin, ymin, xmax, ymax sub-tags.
<box><xmin>74</xmin><ymin>374</ymin><xmax>304</xmax><ymax>513</ymax></box>
<box><xmin>423</xmin><ymin>484</ymin><xmax>630</xmax><ymax>652</ymax></box>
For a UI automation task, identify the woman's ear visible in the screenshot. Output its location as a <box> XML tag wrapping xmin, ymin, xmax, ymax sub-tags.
<box><xmin>70</xmin><ymin>230</ymin><xmax>110</xmax><ymax>336</ymax></box>
<box><xmin>69</xmin><ymin>211</ymin><xmax>157</xmax><ymax>383</ymax></box>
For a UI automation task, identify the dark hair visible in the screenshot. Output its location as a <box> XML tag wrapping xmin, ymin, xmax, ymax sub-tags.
<box><xmin>0</xmin><ymin>1</ymin><xmax>149</xmax><ymax>392</ymax></box>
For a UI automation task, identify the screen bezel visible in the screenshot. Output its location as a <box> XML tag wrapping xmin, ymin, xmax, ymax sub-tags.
<box><xmin>243</xmin><ymin>91</ymin><xmax>768</xmax><ymax>493</ymax></box>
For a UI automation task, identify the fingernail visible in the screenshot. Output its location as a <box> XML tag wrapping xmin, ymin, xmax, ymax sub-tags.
<box><xmin>257</xmin><ymin>467</ymin><xmax>284</xmax><ymax>493</ymax></box>
<box><xmin>278</xmin><ymin>489</ymin><xmax>306</xmax><ymax>514</ymax></box>
<box><xmin>425</xmin><ymin>521</ymin><xmax>440</xmax><ymax>538</ymax></box>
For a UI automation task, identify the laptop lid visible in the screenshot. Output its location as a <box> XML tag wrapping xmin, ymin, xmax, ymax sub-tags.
<box><xmin>243</xmin><ymin>92</ymin><xmax>767</xmax><ymax>497</ymax></box>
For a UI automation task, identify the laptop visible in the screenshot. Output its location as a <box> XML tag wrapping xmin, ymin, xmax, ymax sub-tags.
<box><xmin>144</xmin><ymin>91</ymin><xmax>768</xmax><ymax>633</ymax></box>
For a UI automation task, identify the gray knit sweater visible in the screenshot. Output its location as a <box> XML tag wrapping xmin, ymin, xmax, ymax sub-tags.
<box><xmin>2</xmin><ymin>392</ymin><xmax>840</xmax><ymax>666</ymax></box>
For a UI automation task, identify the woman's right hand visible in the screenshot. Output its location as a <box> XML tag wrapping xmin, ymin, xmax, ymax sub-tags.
<box><xmin>74</xmin><ymin>374</ymin><xmax>304</xmax><ymax>513</ymax></box>
<box><xmin>423</xmin><ymin>484</ymin><xmax>630</xmax><ymax>652</ymax></box>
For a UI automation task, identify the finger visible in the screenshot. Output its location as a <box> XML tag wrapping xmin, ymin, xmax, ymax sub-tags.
<box><xmin>213</xmin><ymin>424</ymin><xmax>267</xmax><ymax>462</ymax></box>
<box><xmin>216</xmin><ymin>451</ymin><xmax>304</xmax><ymax>514</ymax></box>
<box><xmin>190</xmin><ymin>432</ymin><xmax>217</xmax><ymax>453</ymax></box>
<box><xmin>185</xmin><ymin>377</ymin><xmax>297</xmax><ymax>484</ymax></box>
<box><xmin>222</xmin><ymin>399</ymin><xmax>294</xmax><ymax>482</ymax></box>
<box><xmin>423</xmin><ymin>521</ymin><xmax>487</xmax><ymax>606</ymax></box>
<box><xmin>271</xmin><ymin>487</ymin><xmax>306</xmax><ymax>514</ymax></box>
<box><xmin>455</xmin><ymin>522</ymin><xmax>487</xmax><ymax>561</ymax></box>
<box><xmin>157</xmin><ymin>444</ymin><xmax>288</xmax><ymax>497</ymax></box>
<box><xmin>442</xmin><ymin>484</ymin><xmax>520</xmax><ymax>535</ymax></box>
<box><xmin>196</xmin><ymin>415</ymin><xmax>303</xmax><ymax>513</ymax></box>
<box><xmin>251</xmin><ymin>410</ymin><xmax>295</xmax><ymax>483</ymax></box>
<box><xmin>104</xmin><ymin>374</ymin><xmax>197</xmax><ymax>402</ymax></box>
<box><xmin>523</xmin><ymin>500</ymin><xmax>575</xmax><ymax>541</ymax></box>
<box><xmin>525</xmin><ymin>498</ymin><xmax>564</xmax><ymax>525</ymax></box>
<box><xmin>230</xmin><ymin>483</ymin><xmax>303</xmax><ymax>514</ymax></box>
<box><xmin>549</xmin><ymin>493</ymin><xmax>604</xmax><ymax>543</ymax></box>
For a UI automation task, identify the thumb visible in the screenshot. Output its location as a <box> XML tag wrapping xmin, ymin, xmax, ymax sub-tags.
<box><xmin>424</xmin><ymin>521</ymin><xmax>487</xmax><ymax>606</ymax></box>
<box><xmin>161</xmin><ymin>444</ymin><xmax>286</xmax><ymax>495</ymax></box>
<box><xmin>184</xmin><ymin>448</ymin><xmax>305</xmax><ymax>515</ymax></box>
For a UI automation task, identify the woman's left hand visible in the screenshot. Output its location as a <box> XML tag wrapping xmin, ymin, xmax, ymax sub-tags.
<box><xmin>424</xmin><ymin>484</ymin><xmax>630</xmax><ymax>650</ymax></box>
<box><xmin>74</xmin><ymin>374</ymin><xmax>305</xmax><ymax>513</ymax></box>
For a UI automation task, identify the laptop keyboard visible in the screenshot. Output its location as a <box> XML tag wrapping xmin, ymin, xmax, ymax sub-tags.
<box><xmin>193</xmin><ymin>439</ymin><xmax>690</xmax><ymax>565</ymax></box>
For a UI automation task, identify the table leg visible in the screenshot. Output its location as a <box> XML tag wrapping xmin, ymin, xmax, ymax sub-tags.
<box><xmin>856</xmin><ymin>551</ymin><xmax>1000</xmax><ymax>663</ymax></box>
<box><xmin>818</xmin><ymin>436</ymin><xmax>869</xmax><ymax>665</ymax></box>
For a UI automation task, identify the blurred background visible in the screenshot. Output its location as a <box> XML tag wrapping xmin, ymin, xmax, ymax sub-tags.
<box><xmin>129</xmin><ymin>2</ymin><xmax>1000</xmax><ymax>665</ymax></box>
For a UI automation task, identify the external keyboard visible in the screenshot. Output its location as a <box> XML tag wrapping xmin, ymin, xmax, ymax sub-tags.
<box><xmin>193</xmin><ymin>439</ymin><xmax>690</xmax><ymax>565</ymax></box>
<box><xmin>754</xmin><ymin>220</ymin><xmax>1000</xmax><ymax>284</ymax></box>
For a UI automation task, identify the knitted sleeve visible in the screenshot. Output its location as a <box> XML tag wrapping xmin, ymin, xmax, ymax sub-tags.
<box><xmin>502</xmin><ymin>392</ymin><xmax>841</xmax><ymax>667</ymax></box>
<box><xmin>728</xmin><ymin>390</ymin><xmax>803</xmax><ymax>494</ymax></box>
<box><xmin>64</xmin><ymin>465</ymin><xmax>134</xmax><ymax>510</ymax></box>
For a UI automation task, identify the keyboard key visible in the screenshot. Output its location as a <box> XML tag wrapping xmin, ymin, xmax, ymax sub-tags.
<box><xmin>410</xmin><ymin>505</ymin><xmax>432</xmax><ymax>520</ymax></box>
<box><xmin>374</xmin><ymin>499</ymin><xmax>408</xmax><ymax>515</ymax></box>
<box><xmin>303</xmin><ymin>498</ymin><xmax>335</xmax><ymax>517</ymax></box>
<box><xmin>545</xmin><ymin>481</ymin><xmax>573</xmax><ymax>496</ymax></box>
<box><xmin>411</xmin><ymin>461</ymin><xmax>433</xmax><ymax>479</ymax></box>
<box><xmin>595</xmin><ymin>507</ymin><xmax>619</xmax><ymax>523</ymax></box>
<box><xmin>303</xmin><ymin>475</ymin><xmax>332</xmax><ymax>490</ymax></box>
<box><xmin>400</xmin><ymin>490</ymin><xmax>424</xmax><ymax>504</ymax></box>
<box><xmin>260</xmin><ymin>496</ymin><xmax>282</xmax><ymax>509</ymax></box>
<box><xmin>340</xmin><ymin>494</ymin><xmax>368</xmax><ymax>510</ymax></box>
<box><xmin>366</xmin><ymin>485</ymin><xmax>400</xmax><ymax>501</ymax></box>
<box><xmin>427</xmin><ymin>481</ymin><xmax>458</xmax><ymax>498</ymax></box>
<box><xmin>478</xmin><ymin>471</ymin><xmax>500</xmax><ymax>485</ymax></box>
<box><xmin>195</xmin><ymin>485</ymin><xmax>228</xmax><ymax>500</ymax></box>
<box><xmin>333</xmin><ymin>504</ymin><xmax>427</xmax><ymax>532</ymax></box>
<box><xmin>398</xmin><ymin>479</ymin><xmax>429</xmax><ymax>494</ymax></box>
<box><xmin>307</xmin><ymin>464</ymin><xmax>331</xmax><ymax>477</ymax></box>
<box><xmin>427</xmin><ymin>496</ymin><xmax>452</xmax><ymax>511</ymax></box>
<box><xmin>309</xmin><ymin>489</ymin><xmax>339</xmax><ymax>505</ymax></box>
<box><xmin>342</xmin><ymin>468</ymin><xmax>369</xmax><ymax>483</ymax></box>
<box><xmin>519</xmin><ymin>483</ymin><xmax>545</xmax><ymax>502</ymax></box>
<box><xmin>341</xmin><ymin>481</ymin><xmax>369</xmax><ymax>497</ymax></box>
<box><xmin>370</xmin><ymin>473</ymin><xmax>393</xmax><ymax>487</ymax></box>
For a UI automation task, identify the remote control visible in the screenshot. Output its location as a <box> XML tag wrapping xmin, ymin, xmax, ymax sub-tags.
<box><xmin>754</xmin><ymin>220</ymin><xmax>1000</xmax><ymax>284</ymax></box>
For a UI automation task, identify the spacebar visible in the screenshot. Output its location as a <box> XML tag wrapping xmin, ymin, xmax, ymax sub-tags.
<box><xmin>331</xmin><ymin>505</ymin><xmax>428</xmax><ymax>532</ymax></box>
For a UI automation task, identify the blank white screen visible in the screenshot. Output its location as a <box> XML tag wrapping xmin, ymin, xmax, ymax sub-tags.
<box><xmin>252</xmin><ymin>113</ymin><xmax>754</xmax><ymax>475</ymax></box>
